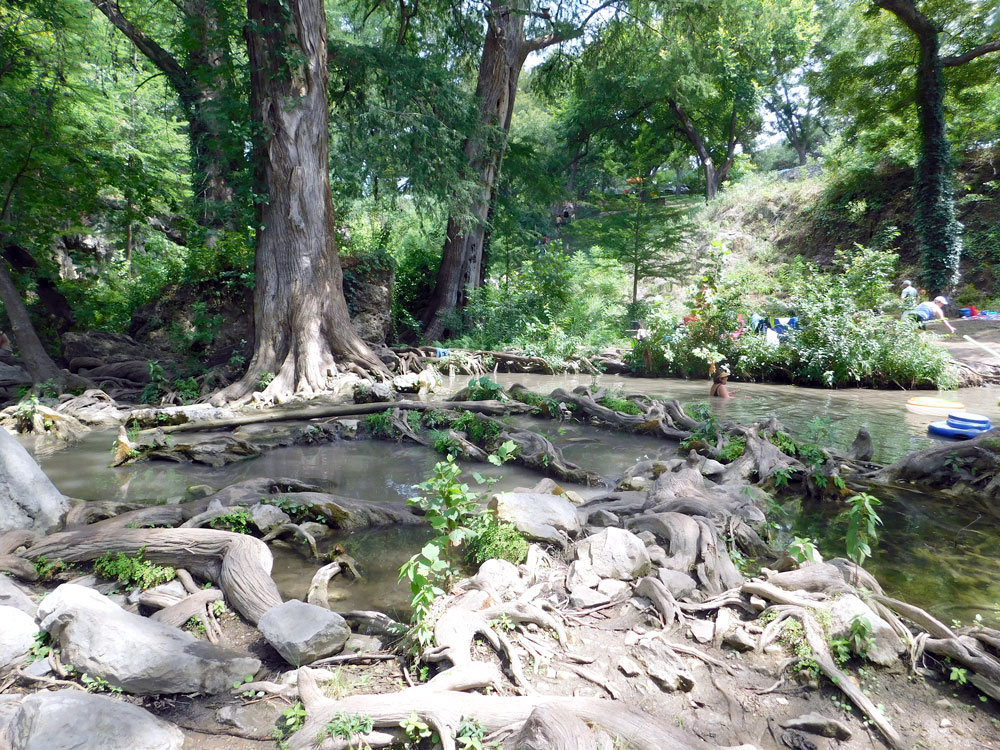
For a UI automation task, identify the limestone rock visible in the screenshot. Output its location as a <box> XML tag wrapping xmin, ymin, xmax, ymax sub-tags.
<box><xmin>780</xmin><ymin>712</ymin><xmax>852</xmax><ymax>740</ymax></box>
<box><xmin>586</xmin><ymin>509</ymin><xmax>619</xmax><ymax>527</ymax></box>
<box><xmin>37</xmin><ymin>584</ymin><xmax>259</xmax><ymax>694</ymax></box>
<box><xmin>828</xmin><ymin>594</ymin><xmax>904</xmax><ymax>666</ymax></box>
<box><xmin>575</xmin><ymin>528</ymin><xmax>651</xmax><ymax>581</ymax></box>
<box><xmin>723</xmin><ymin>628</ymin><xmax>756</xmax><ymax>652</ymax></box>
<box><xmin>0</xmin><ymin>577</ymin><xmax>37</xmax><ymax>617</ymax></box>
<box><xmin>471</xmin><ymin>559</ymin><xmax>525</xmax><ymax>599</ymax></box>
<box><xmin>0</xmin><ymin>606</ymin><xmax>38</xmax><ymax>673</ymax></box>
<box><xmin>596</xmin><ymin>579</ymin><xmax>630</xmax><ymax>599</ymax></box>
<box><xmin>489</xmin><ymin>492</ymin><xmax>581</xmax><ymax>544</ymax></box>
<box><xmin>634</xmin><ymin>635</ymin><xmax>693</xmax><ymax>692</ymax></box>
<box><xmin>0</xmin><ymin>427</ymin><xmax>70</xmax><ymax>533</ymax></box>
<box><xmin>251</xmin><ymin>502</ymin><xmax>291</xmax><ymax>533</ymax></box>
<box><xmin>688</xmin><ymin>619</ymin><xmax>714</xmax><ymax>644</ymax></box>
<box><xmin>657</xmin><ymin>568</ymin><xmax>697</xmax><ymax>600</ymax></box>
<box><xmin>700</xmin><ymin>458</ymin><xmax>727</xmax><ymax>478</ymax></box>
<box><xmin>258</xmin><ymin>599</ymin><xmax>350</xmax><ymax>666</ymax></box>
<box><xmin>353</xmin><ymin>381</ymin><xmax>393</xmax><ymax>404</ymax></box>
<box><xmin>0</xmin><ymin>689</ymin><xmax>184</xmax><ymax>750</ymax></box>
<box><xmin>568</xmin><ymin>586</ymin><xmax>609</xmax><ymax>609</ymax></box>
<box><xmin>566</xmin><ymin>561</ymin><xmax>600</xmax><ymax>590</ymax></box>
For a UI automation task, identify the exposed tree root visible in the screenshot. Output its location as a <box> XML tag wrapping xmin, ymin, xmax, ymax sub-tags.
<box><xmin>289</xmin><ymin>667</ymin><xmax>750</xmax><ymax>750</ymax></box>
<box><xmin>20</xmin><ymin>527</ymin><xmax>282</xmax><ymax>624</ymax></box>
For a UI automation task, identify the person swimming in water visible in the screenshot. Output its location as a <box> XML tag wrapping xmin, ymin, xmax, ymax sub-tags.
<box><xmin>710</xmin><ymin>367</ymin><xmax>733</xmax><ymax>398</ymax></box>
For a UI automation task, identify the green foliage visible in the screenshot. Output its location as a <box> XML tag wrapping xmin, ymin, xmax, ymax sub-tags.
<box><xmin>364</xmin><ymin>409</ymin><xmax>397</xmax><ymax>439</ymax></box>
<box><xmin>256</xmin><ymin>371</ymin><xmax>275</xmax><ymax>390</ymax></box>
<box><xmin>33</xmin><ymin>556</ymin><xmax>69</xmax><ymax>581</ymax></box>
<box><xmin>450</xmin><ymin>410</ymin><xmax>503</xmax><ymax>448</ymax></box>
<box><xmin>788</xmin><ymin>537</ymin><xmax>822</xmax><ymax>565</ymax></box>
<box><xmin>28</xmin><ymin>631</ymin><xmax>51</xmax><ymax>663</ymax></box>
<box><xmin>780</xmin><ymin>618</ymin><xmax>820</xmax><ymax>680</ymax></box>
<box><xmin>260</xmin><ymin>496</ymin><xmax>322</xmax><ymax>523</ymax></box>
<box><xmin>273</xmin><ymin>701</ymin><xmax>306</xmax><ymax>743</ymax></box>
<box><xmin>466</xmin><ymin>511</ymin><xmax>529</xmax><ymax>566</ymax></box>
<box><xmin>454</xmin><ymin>718</ymin><xmax>500</xmax><ymax>750</ymax></box>
<box><xmin>466</xmin><ymin>377</ymin><xmax>505</xmax><ymax>401</ymax></box>
<box><xmin>849</xmin><ymin>615</ymin><xmax>875</xmax><ymax>660</ymax></box>
<box><xmin>429</xmin><ymin>429</ymin><xmax>462</xmax><ymax>456</ymax></box>
<box><xmin>845</xmin><ymin>493</ymin><xmax>883</xmax><ymax>568</ymax></box>
<box><xmin>140</xmin><ymin>361</ymin><xmax>169</xmax><ymax>405</ymax></box>
<box><xmin>595</xmin><ymin>391</ymin><xmax>642</xmax><ymax>415</ymax></box>
<box><xmin>400</xmin><ymin>711</ymin><xmax>433</xmax><ymax>744</ymax></box>
<box><xmin>321</xmin><ymin>712</ymin><xmax>374</xmax><ymax>746</ymax></box>
<box><xmin>93</xmin><ymin>550</ymin><xmax>176</xmax><ymax>590</ymax></box>
<box><xmin>769</xmin><ymin>431</ymin><xmax>798</xmax><ymax>456</ymax></box>
<box><xmin>172</xmin><ymin>377</ymin><xmax>201</xmax><ymax>404</ymax></box>
<box><xmin>631</xmin><ymin>245</ymin><xmax>958</xmax><ymax>389</ymax></box>
<box><xmin>209</xmin><ymin>508</ymin><xmax>253</xmax><ymax>535</ymax></box>
<box><xmin>399</xmin><ymin>443</ymin><xmax>517</xmax><ymax>651</ymax></box>
<box><xmin>718</xmin><ymin>436</ymin><xmax>747</xmax><ymax>463</ymax></box>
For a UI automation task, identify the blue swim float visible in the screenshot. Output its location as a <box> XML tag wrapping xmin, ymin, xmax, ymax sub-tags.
<box><xmin>928</xmin><ymin>412</ymin><xmax>992</xmax><ymax>439</ymax></box>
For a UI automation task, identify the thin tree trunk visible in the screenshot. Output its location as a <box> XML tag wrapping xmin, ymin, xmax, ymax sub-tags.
<box><xmin>420</xmin><ymin>0</ymin><xmax>526</xmax><ymax>341</ymax></box>
<box><xmin>213</xmin><ymin>0</ymin><xmax>383</xmax><ymax>404</ymax></box>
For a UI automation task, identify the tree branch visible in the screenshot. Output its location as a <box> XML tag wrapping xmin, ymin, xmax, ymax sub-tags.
<box><xmin>941</xmin><ymin>39</ymin><xmax>1000</xmax><ymax>67</ymax></box>
<box><xmin>89</xmin><ymin>0</ymin><xmax>197</xmax><ymax>109</ymax></box>
<box><xmin>523</xmin><ymin>1</ymin><xmax>618</xmax><ymax>55</ymax></box>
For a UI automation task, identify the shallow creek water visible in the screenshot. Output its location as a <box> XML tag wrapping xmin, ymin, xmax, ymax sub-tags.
<box><xmin>31</xmin><ymin>375</ymin><xmax>1000</xmax><ymax>625</ymax></box>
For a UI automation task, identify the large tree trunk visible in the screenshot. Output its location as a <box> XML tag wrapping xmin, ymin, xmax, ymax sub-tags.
<box><xmin>420</xmin><ymin>0</ymin><xmax>526</xmax><ymax>341</ymax></box>
<box><xmin>2</xmin><ymin>243</ymin><xmax>76</xmax><ymax>333</ymax></box>
<box><xmin>875</xmin><ymin>0</ymin><xmax>961</xmax><ymax>293</ymax></box>
<box><xmin>669</xmin><ymin>101</ymin><xmax>738</xmax><ymax>202</ymax></box>
<box><xmin>912</xmin><ymin>30</ymin><xmax>960</xmax><ymax>292</ymax></box>
<box><xmin>213</xmin><ymin>0</ymin><xmax>383</xmax><ymax>404</ymax></box>
<box><xmin>0</xmin><ymin>259</ymin><xmax>65</xmax><ymax>383</ymax></box>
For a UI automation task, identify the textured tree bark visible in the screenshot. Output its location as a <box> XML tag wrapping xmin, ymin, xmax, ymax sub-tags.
<box><xmin>420</xmin><ymin>0</ymin><xmax>525</xmax><ymax>341</ymax></box>
<box><xmin>669</xmin><ymin>101</ymin><xmax>738</xmax><ymax>201</ymax></box>
<box><xmin>0</xmin><ymin>260</ymin><xmax>67</xmax><ymax>384</ymax></box>
<box><xmin>2</xmin><ymin>244</ymin><xmax>76</xmax><ymax>333</ymax></box>
<box><xmin>213</xmin><ymin>0</ymin><xmax>384</xmax><ymax>403</ymax></box>
<box><xmin>873</xmin><ymin>0</ymin><xmax>983</xmax><ymax>293</ymax></box>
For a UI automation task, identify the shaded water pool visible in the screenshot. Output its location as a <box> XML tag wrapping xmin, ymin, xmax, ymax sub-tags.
<box><xmin>31</xmin><ymin>375</ymin><xmax>1000</xmax><ymax>625</ymax></box>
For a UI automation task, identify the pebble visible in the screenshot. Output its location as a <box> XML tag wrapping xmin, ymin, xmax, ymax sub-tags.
<box><xmin>934</xmin><ymin>698</ymin><xmax>953</xmax><ymax>708</ymax></box>
<box><xmin>940</xmin><ymin>718</ymin><xmax>952</xmax><ymax>728</ymax></box>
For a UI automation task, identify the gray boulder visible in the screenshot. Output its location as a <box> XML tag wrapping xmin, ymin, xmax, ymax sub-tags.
<box><xmin>258</xmin><ymin>599</ymin><xmax>350</xmax><ymax>666</ymax></box>
<box><xmin>575</xmin><ymin>528</ymin><xmax>651</xmax><ymax>581</ymax></box>
<box><xmin>251</xmin><ymin>502</ymin><xmax>291</xmax><ymax>533</ymax></box>
<box><xmin>0</xmin><ymin>606</ymin><xmax>38</xmax><ymax>673</ymax></box>
<box><xmin>0</xmin><ymin>690</ymin><xmax>184</xmax><ymax>750</ymax></box>
<box><xmin>37</xmin><ymin>584</ymin><xmax>259</xmax><ymax>694</ymax></box>
<box><xmin>0</xmin><ymin>428</ymin><xmax>70</xmax><ymax>533</ymax></box>
<box><xmin>828</xmin><ymin>594</ymin><xmax>904</xmax><ymax>666</ymax></box>
<box><xmin>489</xmin><ymin>492</ymin><xmax>581</xmax><ymax>544</ymax></box>
<box><xmin>657</xmin><ymin>569</ymin><xmax>698</xmax><ymax>600</ymax></box>
<box><xmin>0</xmin><ymin>577</ymin><xmax>37</xmax><ymax>617</ymax></box>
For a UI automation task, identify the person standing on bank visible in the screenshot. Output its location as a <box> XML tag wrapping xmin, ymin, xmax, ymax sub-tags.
<box><xmin>900</xmin><ymin>280</ymin><xmax>918</xmax><ymax>306</ymax></box>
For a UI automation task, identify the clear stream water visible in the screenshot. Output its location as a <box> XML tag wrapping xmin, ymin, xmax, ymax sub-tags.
<box><xmin>31</xmin><ymin>374</ymin><xmax>1000</xmax><ymax>625</ymax></box>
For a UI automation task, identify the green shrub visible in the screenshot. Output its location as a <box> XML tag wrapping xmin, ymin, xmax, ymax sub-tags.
<box><xmin>364</xmin><ymin>409</ymin><xmax>397</xmax><ymax>438</ymax></box>
<box><xmin>93</xmin><ymin>550</ymin><xmax>176</xmax><ymax>589</ymax></box>
<box><xmin>467</xmin><ymin>511</ymin><xmax>529</xmax><ymax>566</ymax></box>
<box><xmin>209</xmin><ymin>508</ymin><xmax>253</xmax><ymax>534</ymax></box>
<box><xmin>718</xmin><ymin>435</ymin><xmax>747</xmax><ymax>463</ymax></box>
<box><xmin>596</xmin><ymin>391</ymin><xmax>642</xmax><ymax>415</ymax></box>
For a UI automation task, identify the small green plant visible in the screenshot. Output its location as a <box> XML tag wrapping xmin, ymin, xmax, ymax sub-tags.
<box><xmin>788</xmin><ymin>537</ymin><xmax>822</xmax><ymax>564</ymax></box>
<box><xmin>28</xmin><ymin>631</ymin><xmax>51</xmax><ymax>663</ymax></box>
<box><xmin>321</xmin><ymin>712</ymin><xmax>374</xmax><ymax>747</ymax></box>
<box><xmin>140</xmin><ymin>360</ymin><xmax>168</xmax><ymax>404</ymax></box>
<box><xmin>466</xmin><ymin>376</ymin><xmax>506</xmax><ymax>401</ymax></box>
<box><xmin>172</xmin><ymin>376</ymin><xmax>200</xmax><ymax>403</ymax></box>
<box><xmin>399</xmin><ymin>442</ymin><xmax>517</xmax><ymax>650</ymax></box>
<box><xmin>430</xmin><ymin>429</ymin><xmax>463</xmax><ymax>456</ymax></box>
<box><xmin>772</xmin><ymin>466</ymin><xmax>794</xmax><ymax>488</ymax></box>
<box><xmin>185</xmin><ymin>616</ymin><xmax>207</xmax><ymax>635</ymax></box>
<box><xmin>34</xmin><ymin>556</ymin><xmax>69</xmax><ymax>581</ymax></box>
<box><xmin>454</xmin><ymin>717</ymin><xmax>499</xmax><ymax>749</ymax></box>
<box><xmin>274</xmin><ymin>701</ymin><xmax>306</xmax><ymax>741</ymax></box>
<box><xmin>80</xmin><ymin>672</ymin><xmax>121</xmax><ymax>694</ymax></box>
<box><xmin>93</xmin><ymin>549</ymin><xmax>176</xmax><ymax>589</ymax></box>
<box><xmin>768</xmin><ymin>431</ymin><xmax>798</xmax><ymax>455</ymax></box>
<box><xmin>849</xmin><ymin>615</ymin><xmax>875</xmax><ymax>660</ymax></box>
<box><xmin>212</xmin><ymin>600</ymin><xmax>227</xmax><ymax>617</ymax></box>
<box><xmin>451</xmin><ymin>410</ymin><xmax>504</xmax><ymax>447</ymax></box>
<box><xmin>718</xmin><ymin>435</ymin><xmax>747</xmax><ymax>463</ymax></box>
<box><xmin>364</xmin><ymin>408</ymin><xmax>397</xmax><ymax>438</ymax></box>
<box><xmin>490</xmin><ymin>613</ymin><xmax>516</xmax><ymax>632</ymax></box>
<box><xmin>780</xmin><ymin>619</ymin><xmax>820</xmax><ymax>680</ymax></box>
<box><xmin>400</xmin><ymin>711</ymin><xmax>433</xmax><ymax>744</ymax></box>
<box><xmin>209</xmin><ymin>508</ymin><xmax>254</xmax><ymax>535</ymax></box>
<box><xmin>256</xmin><ymin>370</ymin><xmax>275</xmax><ymax>390</ymax></box>
<box><xmin>596</xmin><ymin>390</ymin><xmax>643</xmax><ymax>415</ymax></box>
<box><xmin>950</xmin><ymin>666</ymin><xmax>968</xmax><ymax>685</ymax></box>
<box><xmin>845</xmin><ymin>492</ymin><xmax>883</xmax><ymax>568</ymax></box>
<box><xmin>466</xmin><ymin>510</ymin><xmax>529</xmax><ymax>566</ymax></box>
<box><xmin>260</xmin><ymin>495</ymin><xmax>321</xmax><ymax>522</ymax></box>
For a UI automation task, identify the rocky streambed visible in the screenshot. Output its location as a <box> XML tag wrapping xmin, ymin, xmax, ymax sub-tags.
<box><xmin>2</xmin><ymin>380</ymin><xmax>1000</xmax><ymax>750</ymax></box>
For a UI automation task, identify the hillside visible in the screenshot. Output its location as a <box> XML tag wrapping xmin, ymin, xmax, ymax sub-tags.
<box><xmin>690</xmin><ymin>151</ymin><xmax>1000</xmax><ymax>307</ymax></box>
